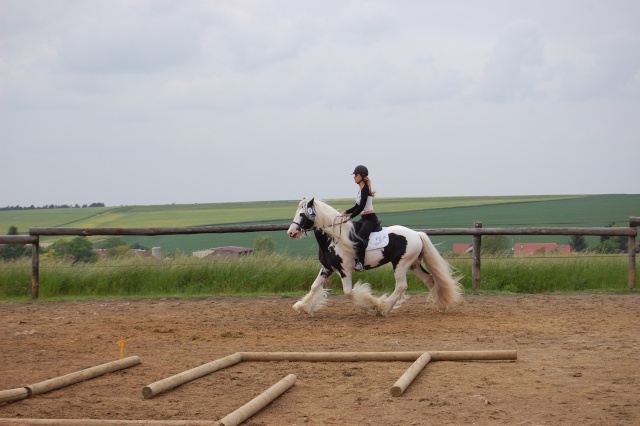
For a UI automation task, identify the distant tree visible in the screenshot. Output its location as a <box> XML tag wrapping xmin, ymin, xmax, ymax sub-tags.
<box><xmin>481</xmin><ymin>235</ymin><xmax>510</xmax><ymax>255</ymax></box>
<box><xmin>598</xmin><ymin>223</ymin><xmax>627</xmax><ymax>253</ymax></box>
<box><xmin>569</xmin><ymin>235</ymin><xmax>588</xmax><ymax>252</ymax></box>
<box><xmin>598</xmin><ymin>238</ymin><xmax>627</xmax><ymax>253</ymax></box>
<box><xmin>254</xmin><ymin>235</ymin><xmax>275</xmax><ymax>254</ymax></box>
<box><xmin>0</xmin><ymin>226</ymin><xmax>31</xmax><ymax>260</ymax></box>
<box><xmin>49</xmin><ymin>237</ymin><xmax>97</xmax><ymax>263</ymax></box>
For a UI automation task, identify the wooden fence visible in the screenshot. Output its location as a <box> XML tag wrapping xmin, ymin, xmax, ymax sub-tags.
<box><xmin>0</xmin><ymin>218</ymin><xmax>637</xmax><ymax>300</ymax></box>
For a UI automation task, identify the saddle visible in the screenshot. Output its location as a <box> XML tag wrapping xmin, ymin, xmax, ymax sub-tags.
<box><xmin>352</xmin><ymin>220</ymin><xmax>389</xmax><ymax>250</ymax></box>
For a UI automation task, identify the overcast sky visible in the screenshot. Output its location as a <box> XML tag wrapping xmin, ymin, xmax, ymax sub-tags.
<box><xmin>1</xmin><ymin>0</ymin><xmax>638</xmax><ymax>207</ymax></box>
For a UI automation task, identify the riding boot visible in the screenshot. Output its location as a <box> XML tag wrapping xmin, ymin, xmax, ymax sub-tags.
<box><xmin>355</xmin><ymin>240</ymin><xmax>366</xmax><ymax>271</ymax></box>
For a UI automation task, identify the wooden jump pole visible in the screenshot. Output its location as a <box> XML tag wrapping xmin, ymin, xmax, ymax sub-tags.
<box><xmin>142</xmin><ymin>352</ymin><xmax>242</xmax><ymax>399</ymax></box>
<box><xmin>240</xmin><ymin>351</ymin><xmax>422</xmax><ymax>362</ymax></box>
<box><xmin>25</xmin><ymin>356</ymin><xmax>141</xmax><ymax>397</ymax></box>
<box><xmin>390</xmin><ymin>352</ymin><xmax>431</xmax><ymax>397</ymax></box>
<box><xmin>429</xmin><ymin>350</ymin><xmax>517</xmax><ymax>361</ymax></box>
<box><xmin>0</xmin><ymin>387</ymin><xmax>29</xmax><ymax>404</ymax></box>
<box><xmin>239</xmin><ymin>350</ymin><xmax>517</xmax><ymax>362</ymax></box>
<box><xmin>218</xmin><ymin>373</ymin><xmax>297</xmax><ymax>426</ymax></box>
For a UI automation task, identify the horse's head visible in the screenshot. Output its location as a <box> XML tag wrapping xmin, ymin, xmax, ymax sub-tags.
<box><xmin>287</xmin><ymin>198</ymin><xmax>317</xmax><ymax>239</ymax></box>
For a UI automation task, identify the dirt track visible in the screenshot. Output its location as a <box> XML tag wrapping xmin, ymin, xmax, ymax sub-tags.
<box><xmin>1</xmin><ymin>292</ymin><xmax>639</xmax><ymax>425</ymax></box>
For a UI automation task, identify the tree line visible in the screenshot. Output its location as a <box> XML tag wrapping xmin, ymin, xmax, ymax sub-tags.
<box><xmin>0</xmin><ymin>203</ymin><xmax>106</xmax><ymax>211</ymax></box>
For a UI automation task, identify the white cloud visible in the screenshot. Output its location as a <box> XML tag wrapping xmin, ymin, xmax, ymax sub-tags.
<box><xmin>556</xmin><ymin>32</ymin><xmax>640</xmax><ymax>100</ymax></box>
<box><xmin>480</xmin><ymin>20</ymin><xmax>544</xmax><ymax>102</ymax></box>
<box><xmin>1</xmin><ymin>0</ymin><xmax>639</xmax><ymax>207</ymax></box>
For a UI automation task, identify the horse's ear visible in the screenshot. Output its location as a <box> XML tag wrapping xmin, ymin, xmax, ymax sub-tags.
<box><xmin>308</xmin><ymin>198</ymin><xmax>314</xmax><ymax>207</ymax></box>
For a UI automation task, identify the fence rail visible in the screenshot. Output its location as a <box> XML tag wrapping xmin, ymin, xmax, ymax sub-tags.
<box><xmin>1</xmin><ymin>218</ymin><xmax>637</xmax><ymax>299</ymax></box>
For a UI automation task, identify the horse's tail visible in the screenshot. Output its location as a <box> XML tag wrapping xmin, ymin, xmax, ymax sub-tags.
<box><xmin>419</xmin><ymin>232</ymin><xmax>463</xmax><ymax>310</ymax></box>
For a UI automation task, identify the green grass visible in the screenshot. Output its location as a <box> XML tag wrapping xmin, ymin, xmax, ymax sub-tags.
<box><xmin>0</xmin><ymin>253</ymin><xmax>635</xmax><ymax>302</ymax></box>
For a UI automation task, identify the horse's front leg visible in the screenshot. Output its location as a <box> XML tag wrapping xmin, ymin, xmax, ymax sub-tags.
<box><xmin>293</xmin><ymin>267</ymin><xmax>333</xmax><ymax>316</ymax></box>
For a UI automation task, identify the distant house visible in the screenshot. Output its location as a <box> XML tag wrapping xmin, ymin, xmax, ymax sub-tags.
<box><xmin>192</xmin><ymin>246</ymin><xmax>255</xmax><ymax>258</ymax></box>
<box><xmin>453</xmin><ymin>243</ymin><xmax>473</xmax><ymax>254</ymax></box>
<box><xmin>513</xmin><ymin>243</ymin><xmax>571</xmax><ymax>255</ymax></box>
<box><xmin>131</xmin><ymin>249</ymin><xmax>153</xmax><ymax>259</ymax></box>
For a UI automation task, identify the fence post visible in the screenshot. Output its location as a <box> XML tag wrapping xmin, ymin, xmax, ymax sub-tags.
<box><xmin>472</xmin><ymin>222</ymin><xmax>482</xmax><ymax>290</ymax></box>
<box><xmin>31</xmin><ymin>236</ymin><xmax>39</xmax><ymax>300</ymax></box>
<box><xmin>629</xmin><ymin>217</ymin><xmax>638</xmax><ymax>290</ymax></box>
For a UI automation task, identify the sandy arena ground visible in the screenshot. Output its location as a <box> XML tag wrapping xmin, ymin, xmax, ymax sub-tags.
<box><xmin>1</xmin><ymin>292</ymin><xmax>639</xmax><ymax>425</ymax></box>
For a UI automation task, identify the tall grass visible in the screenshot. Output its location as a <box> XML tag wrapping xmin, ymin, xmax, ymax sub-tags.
<box><xmin>448</xmin><ymin>254</ymin><xmax>633</xmax><ymax>293</ymax></box>
<box><xmin>0</xmin><ymin>253</ymin><xmax>635</xmax><ymax>301</ymax></box>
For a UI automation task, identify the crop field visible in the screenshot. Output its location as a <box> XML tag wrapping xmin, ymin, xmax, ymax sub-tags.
<box><xmin>1</xmin><ymin>194</ymin><xmax>638</xmax><ymax>256</ymax></box>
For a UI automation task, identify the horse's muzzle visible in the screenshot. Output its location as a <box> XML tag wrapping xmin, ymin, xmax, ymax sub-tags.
<box><xmin>287</xmin><ymin>223</ymin><xmax>301</xmax><ymax>239</ymax></box>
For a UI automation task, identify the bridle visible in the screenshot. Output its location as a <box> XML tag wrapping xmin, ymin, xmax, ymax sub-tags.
<box><xmin>291</xmin><ymin>202</ymin><xmax>317</xmax><ymax>235</ymax></box>
<box><xmin>291</xmin><ymin>201</ymin><xmax>345</xmax><ymax>239</ymax></box>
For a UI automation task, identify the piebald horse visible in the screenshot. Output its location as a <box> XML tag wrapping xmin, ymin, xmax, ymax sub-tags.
<box><xmin>287</xmin><ymin>198</ymin><xmax>462</xmax><ymax>316</ymax></box>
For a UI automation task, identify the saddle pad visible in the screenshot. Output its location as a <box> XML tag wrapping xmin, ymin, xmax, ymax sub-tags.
<box><xmin>366</xmin><ymin>228</ymin><xmax>389</xmax><ymax>250</ymax></box>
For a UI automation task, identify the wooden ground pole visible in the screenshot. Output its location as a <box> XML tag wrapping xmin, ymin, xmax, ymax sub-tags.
<box><xmin>25</xmin><ymin>356</ymin><xmax>141</xmax><ymax>397</ymax></box>
<box><xmin>142</xmin><ymin>352</ymin><xmax>242</xmax><ymax>399</ymax></box>
<box><xmin>218</xmin><ymin>374</ymin><xmax>297</xmax><ymax>426</ymax></box>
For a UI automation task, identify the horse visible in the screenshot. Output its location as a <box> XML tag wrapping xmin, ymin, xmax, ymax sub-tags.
<box><xmin>287</xmin><ymin>198</ymin><xmax>462</xmax><ymax>316</ymax></box>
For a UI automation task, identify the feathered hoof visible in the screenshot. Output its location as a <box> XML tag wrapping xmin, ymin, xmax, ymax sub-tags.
<box><xmin>292</xmin><ymin>289</ymin><xmax>328</xmax><ymax>317</ymax></box>
<box><xmin>376</xmin><ymin>296</ymin><xmax>394</xmax><ymax>317</ymax></box>
<box><xmin>392</xmin><ymin>294</ymin><xmax>411</xmax><ymax>311</ymax></box>
<box><xmin>352</xmin><ymin>281</ymin><xmax>388</xmax><ymax>316</ymax></box>
<box><xmin>292</xmin><ymin>301</ymin><xmax>307</xmax><ymax>314</ymax></box>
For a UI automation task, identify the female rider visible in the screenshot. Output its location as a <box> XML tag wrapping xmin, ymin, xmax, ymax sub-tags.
<box><xmin>340</xmin><ymin>165</ymin><xmax>378</xmax><ymax>271</ymax></box>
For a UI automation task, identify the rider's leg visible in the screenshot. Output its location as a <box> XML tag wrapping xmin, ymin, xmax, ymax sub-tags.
<box><xmin>355</xmin><ymin>216</ymin><xmax>376</xmax><ymax>270</ymax></box>
<box><xmin>354</xmin><ymin>239</ymin><xmax>366</xmax><ymax>271</ymax></box>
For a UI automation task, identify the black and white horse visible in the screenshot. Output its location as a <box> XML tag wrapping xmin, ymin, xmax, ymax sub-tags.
<box><xmin>287</xmin><ymin>198</ymin><xmax>462</xmax><ymax>316</ymax></box>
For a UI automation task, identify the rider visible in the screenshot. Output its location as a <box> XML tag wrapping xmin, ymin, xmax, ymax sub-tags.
<box><xmin>340</xmin><ymin>165</ymin><xmax>378</xmax><ymax>271</ymax></box>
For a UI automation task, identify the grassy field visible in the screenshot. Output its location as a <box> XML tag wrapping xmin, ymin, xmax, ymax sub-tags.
<box><xmin>0</xmin><ymin>252</ymin><xmax>634</xmax><ymax>301</ymax></box>
<box><xmin>1</xmin><ymin>194</ymin><xmax>639</xmax><ymax>256</ymax></box>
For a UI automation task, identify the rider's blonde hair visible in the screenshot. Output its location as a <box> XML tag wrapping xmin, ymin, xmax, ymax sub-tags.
<box><xmin>363</xmin><ymin>176</ymin><xmax>376</xmax><ymax>197</ymax></box>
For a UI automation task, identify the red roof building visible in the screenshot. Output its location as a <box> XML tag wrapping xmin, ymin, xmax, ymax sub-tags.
<box><xmin>453</xmin><ymin>243</ymin><xmax>473</xmax><ymax>254</ymax></box>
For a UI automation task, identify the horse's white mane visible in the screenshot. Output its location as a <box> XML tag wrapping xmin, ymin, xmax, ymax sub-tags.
<box><xmin>302</xmin><ymin>198</ymin><xmax>356</xmax><ymax>254</ymax></box>
<box><xmin>308</xmin><ymin>199</ymin><xmax>338</xmax><ymax>224</ymax></box>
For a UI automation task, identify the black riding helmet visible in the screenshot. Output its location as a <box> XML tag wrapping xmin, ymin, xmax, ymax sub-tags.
<box><xmin>352</xmin><ymin>165</ymin><xmax>369</xmax><ymax>177</ymax></box>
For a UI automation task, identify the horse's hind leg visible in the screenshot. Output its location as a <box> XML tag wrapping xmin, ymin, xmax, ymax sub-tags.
<box><xmin>293</xmin><ymin>267</ymin><xmax>332</xmax><ymax>316</ymax></box>
<box><xmin>411</xmin><ymin>260</ymin><xmax>434</xmax><ymax>290</ymax></box>
<box><xmin>376</xmin><ymin>267</ymin><xmax>410</xmax><ymax>316</ymax></box>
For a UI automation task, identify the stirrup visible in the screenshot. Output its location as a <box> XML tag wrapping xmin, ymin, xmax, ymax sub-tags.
<box><xmin>355</xmin><ymin>260</ymin><xmax>364</xmax><ymax>272</ymax></box>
